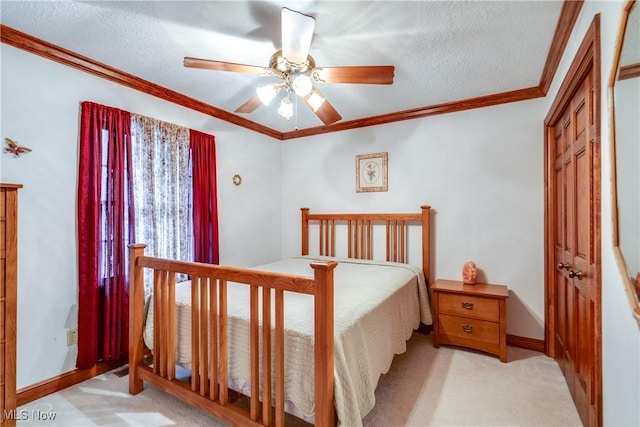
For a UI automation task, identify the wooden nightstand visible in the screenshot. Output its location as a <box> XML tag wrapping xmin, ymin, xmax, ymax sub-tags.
<box><xmin>431</xmin><ymin>279</ymin><xmax>509</xmax><ymax>362</ymax></box>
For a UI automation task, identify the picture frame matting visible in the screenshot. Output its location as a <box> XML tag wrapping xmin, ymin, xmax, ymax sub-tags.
<box><xmin>356</xmin><ymin>152</ymin><xmax>388</xmax><ymax>192</ymax></box>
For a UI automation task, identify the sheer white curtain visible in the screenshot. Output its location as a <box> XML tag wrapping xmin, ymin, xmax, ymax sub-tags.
<box><xmin>130</xmin><ymin>114</ymin><xmax>192</xmax><ymax>296</ymax></box>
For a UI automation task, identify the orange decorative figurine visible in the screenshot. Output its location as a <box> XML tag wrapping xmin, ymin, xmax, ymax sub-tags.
<box><xmin>462</xmin><ymin>261</ymin><xmax>477</xmax><ymax>285</ymax></box>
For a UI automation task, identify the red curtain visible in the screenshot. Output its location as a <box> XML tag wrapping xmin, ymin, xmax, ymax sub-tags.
<box><xmin>77</xmin><ymin>101</ymin><xmax>134</xmax><ymax>369</ymax></box>
<box><xmin>190</xmin><ymin>129</ymin><xmax>219</xmax><ymax>264</ymax></box>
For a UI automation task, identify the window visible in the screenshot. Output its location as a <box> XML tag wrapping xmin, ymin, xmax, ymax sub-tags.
<box><xmin>130</xmin><ymin>114</ymin><xmax>193</xmax><ymax>295</ymax></box>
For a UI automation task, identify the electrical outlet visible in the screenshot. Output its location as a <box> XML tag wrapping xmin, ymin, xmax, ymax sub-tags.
<box><xmin>67</xmin><ymin>329</ymin><xmax>78</xmax><ymax>346</ymax></box>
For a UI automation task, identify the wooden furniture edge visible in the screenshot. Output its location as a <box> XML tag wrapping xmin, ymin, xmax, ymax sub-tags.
<box><xmin>507</xmin><ymin>334</ymin><xmax>546</xmax><ymax>353</ymax></box>
<box><xmin>15</xmin><ymin>360</ymin><xmax>125</xmax><ymax>407</ymax></box>
<box><xmin>431</xmin><ymin>279</ymin><xmax>545</xmax><ymax>354</ymax></box>
<box><xmin>1</xmin><ymin>184</ymin><xmax>21</xmax><ymax>427</ymax></box>
<box><xmin>538</xmin><ymin>0</ymin><xmax>585</xmax><ymax>94</ymax></box>
<box><xmin>301</xmin><ymin>205</ymin><xmax>431</xmax><ymax>285</ymax></box>
<box><xmin>128</xmin><ymin>243</ymin><xmax>338</xmax><ymax>426</ymax></box>
<box><xmin>544</xmin><ymin>14</ymin><xmax>603</xmax><ymax>426</ymax></box>
<box><xmin>430</xmin><ymin>279</ymin><xmax>509</xmax><ymax>298</ymax></box>
<box><xmin>431</xmin><ymin>279</ymin><xmax>510</xmax><ymax>361</ymax></box>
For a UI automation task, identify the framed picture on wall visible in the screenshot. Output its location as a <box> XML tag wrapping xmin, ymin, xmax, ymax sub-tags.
<box><xmin>356</xmin><ymin>152</ymin><xmax>388</xmax><ymax>192</ymax></box>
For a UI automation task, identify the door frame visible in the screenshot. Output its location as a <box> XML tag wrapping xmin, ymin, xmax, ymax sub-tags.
<box><xmin>543</xmin><ymin>14</ymin><xmax>602</xmax><ymax>426</ymax></box>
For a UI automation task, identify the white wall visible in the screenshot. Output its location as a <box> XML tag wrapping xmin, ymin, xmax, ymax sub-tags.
<box><xmin>2</xmin><ymin>2</ymin><xmax>638</xmax><ymax>426</ymax></box>
<box><xmin>543</xmin><ymin>1</ymin><xmax>639</xmax><ymax>425</ymax></box>
<box><xmin>279</xmin><ymin>2</ymin><xmax>640</xmax><ymax>425</ymax></box>
<box><xmin>280</xmin><ymin>100</ymin><xmax>547</xmax><ymax>340</ymax></box>
<box><xmin>0</xmin><ymin>44</ymin><xmax>282</xmax><ymax>388</ymax></box>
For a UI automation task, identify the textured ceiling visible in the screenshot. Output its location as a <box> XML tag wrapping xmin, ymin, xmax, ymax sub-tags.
<box><xmin>1</xmin><ymin>1</ymin><xmax>564</xmax><ymax>133</ymax></box>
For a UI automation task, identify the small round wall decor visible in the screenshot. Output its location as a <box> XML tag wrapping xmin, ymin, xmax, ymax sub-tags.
<box><xmin>232</xmin><ymin>174</ymin><xmax>242</xmax><ymax>186</ymax></box>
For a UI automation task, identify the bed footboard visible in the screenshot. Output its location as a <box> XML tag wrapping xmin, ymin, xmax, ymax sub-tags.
<box><xmin>128</xmin><ymin>244</ymin><xmax>337</xmax><ymax>427</ymax></box>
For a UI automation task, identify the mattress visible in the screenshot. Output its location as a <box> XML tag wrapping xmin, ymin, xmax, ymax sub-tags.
<box><xmin>143</xmin><ymin>256</ymin><xmax>431</xmax><ymax>427</ymax></box>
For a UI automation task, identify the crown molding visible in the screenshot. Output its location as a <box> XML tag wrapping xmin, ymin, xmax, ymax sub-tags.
<box><xmin>0</xmin><ymin>24</ymin><xmax>280</xmax><ymax>140</ymax></box>
<box><xmin>280</xmin><ymin>86</ymin><xmax>545</xmax><ymax>139</ymax></box>
<box><xmin>539</xmin><ymin>0</ymin><xmax>585</xmax><ymax>94</ymax></box>
<box><xmin>1</xmin><ymin>1</ymin><xmax>581</xmax><ymax>140</ymax></box>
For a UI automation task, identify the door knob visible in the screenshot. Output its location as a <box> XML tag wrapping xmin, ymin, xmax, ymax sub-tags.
<box><xmin>557</xmin><ymin>262</ymin><xmax>570</xmax><ymax>270</ymax></box>
<box><xmin>568</xmin><ymin>269</ymin><xmax>583</xmax><ymax>280</ymax></box>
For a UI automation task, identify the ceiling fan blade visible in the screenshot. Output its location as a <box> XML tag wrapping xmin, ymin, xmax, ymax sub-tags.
<box><xmin>281</xmin><ymin>7</ymin><xmax>315</xmax><ymax>64</ymax></box>
<box><xmin>302</xmin><ymin>88</ymin><xmax>342</xmax><ymax>125</ymax></box>
<box><xmin>312</xmin><ymin>66</ymin><xmax>395</xmax><ymax>84</ymax></box>
<box><xmin>184</xmin><ymin>57</ymin><xmax>272</xmax><ymax>75</ymax></box>
<box><xmin>234</xmin><ymin>94</ymin><xmax>263</xmax><ymax>114</ymax></box>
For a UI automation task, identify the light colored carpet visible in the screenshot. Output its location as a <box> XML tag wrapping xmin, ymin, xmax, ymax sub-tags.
<box><xmin>17</xmin><ymin>333</ymin><xmax>582</xmax><ymax>426</ymax></box>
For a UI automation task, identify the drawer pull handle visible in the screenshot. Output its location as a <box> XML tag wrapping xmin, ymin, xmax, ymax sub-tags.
<box><xmin>461</xmin><ymin>324</ymin><xmax>474</xmax><ymax>333</ymax></box>
<box><xmin>461</xmin><ymin>302</ymin><xmax>474</xmax><ymax>310</ymax></box>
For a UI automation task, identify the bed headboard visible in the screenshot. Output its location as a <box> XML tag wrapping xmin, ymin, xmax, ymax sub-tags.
<box><xmin>301</xmin><ymin>205</ymin><xmax>431</xmax><ymax>284</ymax></box>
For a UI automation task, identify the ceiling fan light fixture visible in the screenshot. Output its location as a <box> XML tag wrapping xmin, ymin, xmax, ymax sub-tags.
<box><xmin>192</xmin><ymin>7</ymin><xmax>393</xmax><ymax>126</ymax></box>
<box><xmin>277</xmin><ymin>95</ymin><xmax>294</xmax><ymax>120</ymax></box>
<box><xmin>291</xmin><ymin>73</ymin><xmax>313</xmax><ymax>97</ymax></box>
<box><xmin>307</xmin><ymin>92</ymin><xmax>325</xmax><ymax>112</ymax></box>
<box><xmin>281</xmin><ymin>8</ymin><xmax>315</xmax><ymax>65</ymax></box>
<box><xmin>256</xmin><ymin>84</ymin><xmax>278</xmax><ymax>106</ymax></box>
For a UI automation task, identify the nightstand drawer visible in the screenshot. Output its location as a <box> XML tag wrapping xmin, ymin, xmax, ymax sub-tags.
<box><xmin>438</xmin><ymin>293</ymin><xmax>499</xmax><ymax>321</ymax></box>
<box><xmin>438</xmin><ymin>314</ymin><xmax>499</xmax><ymax>344</ymax></box>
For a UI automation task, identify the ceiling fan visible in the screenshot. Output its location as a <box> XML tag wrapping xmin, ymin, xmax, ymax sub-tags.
<box><xmin>183</xmin><ymin>7</ymin><xmax>395</xmax><ymax>126</ymax></box>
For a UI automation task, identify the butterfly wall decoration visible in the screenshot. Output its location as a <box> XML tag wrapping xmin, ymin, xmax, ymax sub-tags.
<box><xmin>3</xmin><ymin>137</ymin><xmax>31</xmax><ymax>157</ymax></box>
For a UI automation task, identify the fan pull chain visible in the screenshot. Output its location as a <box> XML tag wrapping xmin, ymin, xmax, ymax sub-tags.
<box><xmin>294</xmin><ymin>93</ymin><xmax>299</xmax><ymax>130</ymax></box>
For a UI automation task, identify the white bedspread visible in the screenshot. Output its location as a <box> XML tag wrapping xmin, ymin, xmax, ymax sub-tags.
<box><xmin>143</xmin><ymin>256</ymin><xmax>431</xmax><ymax>427</ymax></box>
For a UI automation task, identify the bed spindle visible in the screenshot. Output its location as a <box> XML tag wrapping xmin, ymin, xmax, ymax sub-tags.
<box><xmin>250</xmin><ymin>285</ymin><xmax>259</xmax><ymax>420</ymax></box>
<box><xmin>347</xmin><ymin>220</ymin><xmax>353</xmax><ymax>258</ymax></box>
<box><xmin>198</xmin><ymin>278</ymin><xmax>210</xmax><ymax>396</ymax></box>
<box><xmin>358</xmin><ymin>221</ymin><xmax>362</xmax><ymax>258</ymax></box>
<box><xmin>359</xmin><ymin>221</ymin><xmax>364</xmax><ymax>258</ymax></box>
<box><xmin>191</xmin><ymin>276</ymin><xmax>224</xmax><ymax>402</ymax></box>
<box><xmin>191</xmin><ymin>277</ymin><xmax>200</xmax><ymax>392</ymax></box>
<box><xmin>209</xmin><ymin>278</ymin><xmax>219</xmax><ymax>401</ymax></box>
<box><xmin>367</xmin><ymin>220</ymin><xmax>372</xmax><ymax>259</ymax></box>
<box><xmin>302</xmin><ymin>206</ymin><xmax>431</xmax><ymax>282</ymax></box>
<box><xmin>199</xmin><ymin>278</ymin><xmax>210</xmax><ymax>396</ymax></box>
<box><xmin>153</xmin><ymin>270</ymin><xmax>163</xmax><ymax>377</ymax></box>
<box><xmin>275</xmin><ymin>289</ymin><xmax>286</xmax><ymax>427</ymax></box>
<box><xmin>331</xmin><ymin>220</ymin><xmax>336</xmax><ymax>256</ymax></box>
<box><xmin>261</xmin><ymin>287</ymin><xmax>272</xmax><ymax>426</ymax></box>
<box><xmin>132</xmin><ymin>205</ymin><xmax>423</xmax><ymax>427</ymax></box>
<box><xmin>167</xmin><ymin>272</ymin><xmax>176</xmax><ymax>380</ymax></box>
<box><xmin>347</xmin><ymin>219</ymin><xmax>373</xmax><ymax>260</ymax></box>
<box><xmin>385</xmin><ymin>221</ymin><xmax>391</xmax><ymax>262</ymax></box>
<box><xmin>153</xmin><ymin>269</ymin><xmax>177</xmax><ymax>380</ymax></box>
<box><xmin>319</xmin><ymin>219</ymin><xmax>336</xmax><ymax>256</ymax></box>
<box><xmin>386</xmin><ymin>220</ymin><xmax>408</xmax><ymax>263</ymax></box>
<box><xmin>189</xmin><ymin>276</ymin><xmax>211</xmax><ymax>396</ymax></box>
<box><xmin>219</xmin><ymin>279</ymin><xmax>229</xmax><ymax>405</ymax></box>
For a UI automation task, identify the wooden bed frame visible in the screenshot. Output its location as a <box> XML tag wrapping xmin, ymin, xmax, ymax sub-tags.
<box><xmin>128</xmin><ymin>205</ymin><xmax>431</xmax><ymax>427</ymax></box>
